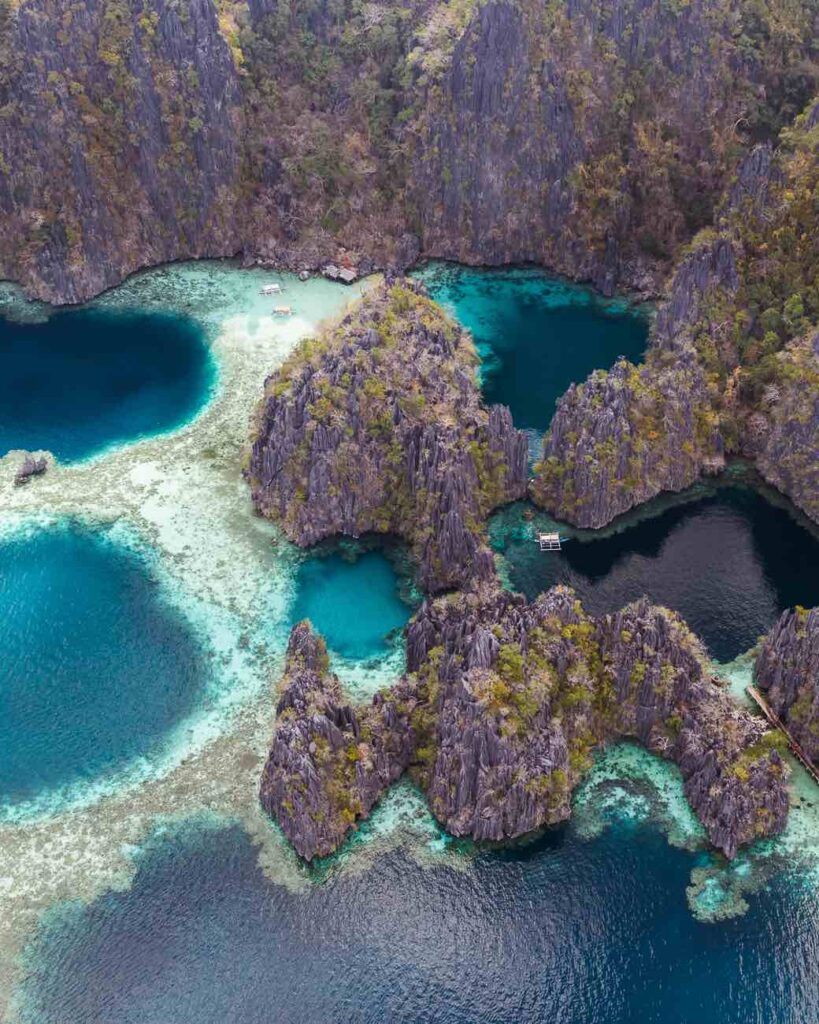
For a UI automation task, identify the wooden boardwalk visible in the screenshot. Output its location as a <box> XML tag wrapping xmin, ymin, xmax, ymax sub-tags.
<box><xmin>746</xmin><ymin>685</ymin><xmax>819</xmax><ymax>786</ymax></box>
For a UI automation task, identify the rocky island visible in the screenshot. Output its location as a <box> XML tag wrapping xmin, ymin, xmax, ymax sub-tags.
<box><xmin>247</xmin><ymin>279</ymin><xmax>527</xmax><ymax>592</ymax></box>
<box><xmin>532</xmin><ymin>100</ymin><xmax>819</xmax><ymax>530</ymax></box>
<box><xmin>263</xmin><ymin>586</ymin><xmax>790</xmax><ymax>862</ymax></box>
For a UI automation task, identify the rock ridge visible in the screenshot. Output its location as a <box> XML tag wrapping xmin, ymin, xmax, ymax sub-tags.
<box><xmin>247</xmin><ymin>279</ymin><xmax>528</xmax><ymax>593</ymax></box>
<box><xmin>262</xmin><ymin>586</ymin><xmax>790</xmax><ymax>861</ymax></box>
<box><xmin>755</xmin><ymin>606</ymin><xmax>819</xmax><ymax>766</ymax></box>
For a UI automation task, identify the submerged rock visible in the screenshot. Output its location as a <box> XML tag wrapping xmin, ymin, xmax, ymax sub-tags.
<box><xmin>247</xmin><ymin>280</ymin><xmax>528</xmax><ymax>593</ymax></box>
<box><xmin>264</xmin><ymin>589</ymin><xmax>789</xmax><ymax>861</ymax></box>
<box><xmin>756</xmin><ymin>606</ymin><xmax>819</xmax><ymax>766</ymax></box>
<box><xmin>259</xmin><ymin>622</ymin><xmax>417</xmax><ymax>862</ymax></box>
<box><xmin>13</xmin><ymin>454</ymin><xmax>48</xmax><ymax>486</ymax></box>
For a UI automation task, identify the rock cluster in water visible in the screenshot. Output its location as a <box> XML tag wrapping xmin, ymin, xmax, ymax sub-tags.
<box><xmin>259</xmin><ymin>622</ymin><xmax>418</xmax><ymax>861</ymax></box>
<box><xmin>263</xmin><ymin>586</ymin><xmax>790</xmax><ymax>861</ymax></box>
<box><xmin>756</xmin><ymin>606</ymin><xmax>819</xmax><ymax>765</ymax></box>
<box><xmin>532</xmin><ymin>102</ymin><xmax>819</xmax><ymax>531</ymax></box>
<box><xmin>247</xmin><ymin>279</ymin><xmax>527</xmax><ymax>592</ymax></box>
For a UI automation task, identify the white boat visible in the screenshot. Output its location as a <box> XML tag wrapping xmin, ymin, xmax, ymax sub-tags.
<box><xmin>261</xmin><ymin>283</ymin><xmax>282</xmax><ymax>295</ymax></box>
<box><xmin>537</xmin><ymin>532</ymin><xmax>564</xmax><ymax>552</ymax></box>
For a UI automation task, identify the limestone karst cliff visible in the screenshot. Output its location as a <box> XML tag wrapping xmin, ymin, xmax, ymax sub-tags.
<box><xmin>259</xmin><ymin>621</ymin><xmax>418</xmax><ymax>861</ymax></box>
<box><xmin>263</xmin><ymin>586</ymin><xmax>790</xmax><ymax>862</ymax></box>
<box><xmin>246</xmin><ymin>278</ymin><xmax>528</xmax><ymax>593</ymax></box>
<box><xmin>532</xmin><ymin>98</ymin><xmax>819</xmax><ymax>530</ymax></box>
<box><xmin>1</xmin><ymin>0</ymin><xmax>817</xmax><ymax>304</ymax></box>
<box><xmin>756</xmin><ymin>606</ymin><xmax>819</xmax><ymax>766</ymax></box>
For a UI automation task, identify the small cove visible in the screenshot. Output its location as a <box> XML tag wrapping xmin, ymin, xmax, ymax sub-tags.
<box><xmin>490</xmin><ymin>483</ymin><xmax>819</xmax><ymax>663</ymax></box>
<box><xmin>0</xmin><ymin>306</ymin><xmax>215</xmax><ymax>462</ymax></box>
<box><xmin>417</xmin><ymin>262</ymin><xmax>649</xmax><ymax>451</ymax></box>
<box><xmin>291</xmin><ymin>542</ymin><xmax>415</xmax><ymax>663</ymax></box>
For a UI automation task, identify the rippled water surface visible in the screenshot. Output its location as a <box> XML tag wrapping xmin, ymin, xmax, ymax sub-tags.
<box><xmin>0</xmin><ymin>307</ymin><xmax>214</xmax><ymax>461</ymax></box>
<box><xmin>491</xmin><ymin>484</ymin><xmax>819</xmax><ymax>662</ymax></box>
<box><xmin>417</xmin><ymin>262</ymin><xmax>649</xmax><ymax>438</ymax></box>
<box><xmin>16</xmin><ymin>816</ymin><xmax>819</xmax><ymax>1024</ymax></box>
<box><xmin>0</xmin><ymin>523</ymin><xmax>208</xmax><ymax>809</ymax></box>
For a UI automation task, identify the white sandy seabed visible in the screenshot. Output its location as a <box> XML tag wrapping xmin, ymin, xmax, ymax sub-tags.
<box><xmin>1</xmin><ymin>261</ymin><xmax>819</xmax><ymax>1015</ymax></box>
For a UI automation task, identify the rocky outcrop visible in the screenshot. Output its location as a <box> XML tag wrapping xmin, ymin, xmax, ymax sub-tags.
<box><xmin>265</xmin><ymin>588</ymin><xmax>790</xmax><ymax>861</ymax></box>
<box><xmin>13</xmin><ymin>454</ymin><xmax>48</xmax><ymax>486</ymax></box>
<box><xmin>754</xmin><ymin>333</ymin><xmax>819</xmax><ymax>523</ymax></box>
<box><xmin>1</xmin><ymin>0</ymin><xmax>818</xmax><ymax>303</ymax></box>
<box><xmin>247</xmin><ymin>279</ymin><xmax>528</xmax><ymax>592</ymax></box>
<box><xmin>530</xmin><ymin>354</ymin><xmax>721</xmax><ymax>529</ymax></box>
<box><xmin>530</xmin><ymin>238</ymin><xmax>735</xmax><ymax>528</ymax></box>
<box><xmin>259</xmin><ymin>622</ymin><xmax>417</xmax><ymax>861</ymax></box>
<box><xmin>756</xmin><ymin>606</ymin><xmax>819</xmax><ymax>765</ymax></box>
<box><xmin>405</xmin><ymin>585</ymin><xmax>597</xmax><ymax>839</ymax></box>
<box><xmin>597</xmin><ymin>600</ymin><xmax>789</xmax><ymax>857</ymax></box>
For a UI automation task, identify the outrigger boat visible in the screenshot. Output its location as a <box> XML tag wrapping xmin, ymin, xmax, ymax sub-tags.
<box><xmin>537</xmin><ymin>532</ymin><xmax>567</xmax><ymax>552</ymax></box>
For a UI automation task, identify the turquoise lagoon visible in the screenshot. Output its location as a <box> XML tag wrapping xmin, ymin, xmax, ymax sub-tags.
<box><xmin>418</xmin><ymin>262</ymin><xmax>649</xmax><ymax>451</ymax></box>
<box><xmin>291</xmin><ymin>543</ymin><xmax>415</xmax><ymax>662</ymax></box>
<box><xmin>4</xmin><ymin>262</ymin><xmax>819</xmax><ymax>1024</ymax></box>
<box><xmin>0</xmin><ymin>521</ymin><xmax>209</xmax><ymax>811</ymax></box>
<box><xmin>0</xmin><ymin>306</ymin><xmax>215</xmax><ymax>462</ymax></box>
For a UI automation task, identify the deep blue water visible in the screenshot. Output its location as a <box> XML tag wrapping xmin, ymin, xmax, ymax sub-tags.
<box><xmin>17</xmin><ymin>817</ymin><xmax>819</xmax><ymax>1024</ymax></box>
<box><xmin>0</xmin><ymin>524</ymin><xmax>209</xmax><ymax>807</ymax></box>
<box><xmin>418</xmin><ymin>263</ymin><xmax>649</xmax><ymax>433</ymax></box>
<box><xmin>0</xmin><ymin>307</ymin><xmax>214</xmax><ymax>461</ymax></box>
<box><xmin>490</xmin><ymin>484</ymin><xmax>819</xmax><ymax>662</ymax></box>
<box><xmin>291</xmin><ymin>547</ymin><xmax>413</xmax><ymax>661</ymax></box>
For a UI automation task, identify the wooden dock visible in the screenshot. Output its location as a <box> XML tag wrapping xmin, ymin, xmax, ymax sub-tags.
<box><xmin>746</xmin><ymin>685</ymin><xmax>819</xmax><ymax>785</ymax></box>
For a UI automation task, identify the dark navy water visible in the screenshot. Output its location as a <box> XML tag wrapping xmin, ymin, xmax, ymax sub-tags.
<box><xmin>292</xmin><ymin>546</ymin><xmax>413</xmax><ymax>661</ymax></box>
<box><xmin>0</xmin><ymin>307</ymin><xmax>214</xmax><ymax>461</ymax></box>
<box><xmin>17</xmin><ymin>817</ymin><xmax>819</xmax><ymax>1024</ymax></box>
<box><xmin>417</xmin><ymin>263</ymin><xmax>649</xmax><ymax>433</ymax></box>
<box><xmin>490</xmin><ymin>484</ymin><xmax>819</xmax><ymax>662</ymax></box>
<box><xmin>0</xmin><ymin>524</ymin><xmax>208</xmax><ymax>808</ymax></box>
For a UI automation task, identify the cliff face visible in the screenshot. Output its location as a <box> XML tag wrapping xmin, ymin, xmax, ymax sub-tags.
<box><xmin>408</xmin><ymin>0</ymin><xmax>808</xmax><ymax>294</ymax></box>
<box><xmin>597</xmin><ymin>601</ymin><xmax>789</xmax><ymax>856</ymax></box>
<box><xmin>1</xmin><ymin>0</ymin><xmax>817</xmax><ymax>303</ymax></box>
<box><xmin>533</xmin><ymin>95</ymin><xmax>819</xmax><ymax>530</ymax></box>
<box><xmin>259</xmin><ymin>622</ymin><xmax>417</xmax><ymax>861</ymax></box>
<box><xmin>247</xmin><ymin>279</ymin><xmax>528</xmax><ymax>593</ymax></box>
<box><xmin>0</xmin><ymin>0</ymin><xmax>244</xmax><ymax>303</ymax></box>
<box><xmin>756</xmin><ymin>606</ymin><xmax>819</xmax><ymax>765</ymax></box>
<box><xmin>754</xmin><ymin>334</ymin><xmax>819</xmax><ymax>523</ymax></box>
<box><xmin>405</xmin><ymin>585</ymin><xmax>598</xmax><ymax>839</ymax></box>
<box><xmin>264</xmin><ymin>586</ymin><xmax>790</xmax><ymax>861</ymax></box>
<box><xmin>531</xmin><ymin>240</ymin><xmax>733</xmax><ymax>528</ymax></box>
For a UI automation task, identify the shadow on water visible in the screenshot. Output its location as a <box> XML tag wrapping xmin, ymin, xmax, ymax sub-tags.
<box><xmin>491</xmin><ymin>481</ymin><xmax>819</xmax><ymax>662</ymax></box>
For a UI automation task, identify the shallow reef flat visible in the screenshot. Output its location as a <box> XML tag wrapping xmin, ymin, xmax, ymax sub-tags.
<box><xmin>0</xmin><ymin>262</ymin><xmax>389</xmax><ymax>1012</ymax></box>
